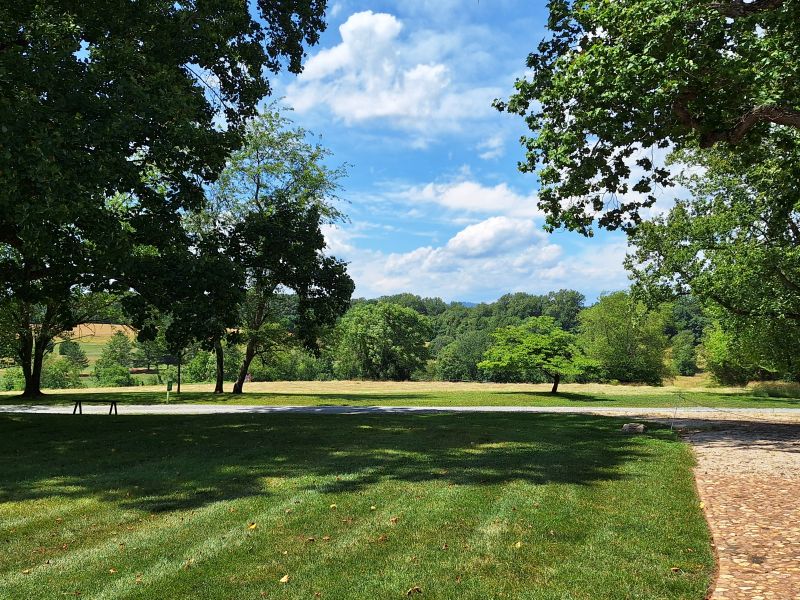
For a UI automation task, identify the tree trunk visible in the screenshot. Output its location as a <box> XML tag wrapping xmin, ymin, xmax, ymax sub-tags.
<box><xmin>213</xmin><ymin>338</ymin><xmax>224</xmax><ymax>394</ymax></box>
<box><xmin>550</xmin><ymin>374</ymin><xmax>561</xmax><ymax>394</ymax></box>
<box><xmin>232</xmin><ymin>340</ymin><xmax>256</xmax><ymax>394</ymax></box>
<box><xmin>177</xmin><ymin>353</ymin><xmax>181</xmax><ymax>394</ymax></box>
<box><xmin>21</xmin><ymin>334</ymin><xmax>47</xmax><ymax>397</ymax></box>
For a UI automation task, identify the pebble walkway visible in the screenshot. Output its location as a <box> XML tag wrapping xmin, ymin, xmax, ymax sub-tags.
<box><xmin>688</xmin><ymin>422</ymin><xmax>800</xmax><ymax>600</ymax></box>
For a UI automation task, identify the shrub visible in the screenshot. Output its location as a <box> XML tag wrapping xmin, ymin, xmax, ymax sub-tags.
<box><xmin>93</xmin><ymin>360</ymin><xmax>134</xmax><ymax>387</ymax></box>
<box><xmin>41</xmin><ymin>357</ymin><xmax>84</xmax><ymax>389</ymax></box>
<box><xmin>1</xmin><ymin>367</ymin><xmax>25</xmax><ymax>391</ymax></box>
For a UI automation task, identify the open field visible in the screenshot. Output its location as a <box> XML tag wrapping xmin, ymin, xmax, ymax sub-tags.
<box><xmin>64</xmin><ymin>323</ymin><xmax>135</xmax><ymax>365</ymax></box>
<box><xmin>0</xmin><ymin>412</ymin><xmax>713</xmax><ymax>599</ymax></box>
<box><xmin>2</xmin><ymin>380</ymin><xmax>800</xmax><ymax>409</ymax></box>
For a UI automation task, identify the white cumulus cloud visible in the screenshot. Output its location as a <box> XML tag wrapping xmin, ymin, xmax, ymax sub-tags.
<box><xmin>286</xmin><ymin>11</ymin><xmax>500</xmax><ymax>134</ymax></box>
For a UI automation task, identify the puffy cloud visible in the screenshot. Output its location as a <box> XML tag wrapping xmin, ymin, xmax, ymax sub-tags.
<box><xmin>286</xmin><ymin>11</ymin><xmax>500</xmax><ymax>133</ymax></box>
<box><xmin>397</xmin><ymin>179</ymin><xmax>541</xmax><ymax>219</ymax></box>
<box><xmin>325</xmin><ymin>215</ymin><xmax>629</xmax><ymax>301</ymax></box>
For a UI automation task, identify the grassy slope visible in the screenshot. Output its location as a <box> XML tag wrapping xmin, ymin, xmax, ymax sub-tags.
<box><xmin>0</xmin><ymin>413</ymin><xmax>713</xmax><ymax>599</ymax></box>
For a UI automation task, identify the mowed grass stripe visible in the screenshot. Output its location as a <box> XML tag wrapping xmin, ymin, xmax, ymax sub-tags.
<box><xmin>0</xmin><ymin>413</ymin><xmax>714</xmax><ymax>599</ymax></box>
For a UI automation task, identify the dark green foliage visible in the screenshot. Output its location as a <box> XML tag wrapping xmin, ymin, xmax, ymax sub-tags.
<box><xmin>99</xmin><ymin>331</ymin><xmax>133</xmax><ymax>368</ymax></box>
<box><xmin>185</xmin><ymin>344</ymin><xmax>243</xmax><ymax>383</ymax></box>
<box><xmin>41</xmin><ymin>357</ymin><xmax>83</xmax><ymax>390</ymax></box>
<box><xmin>249</xmin><ymin>347</ymin><xmax>329</xmax><ymax>381</ymax></box>
<box><xmin>92</xmin><ymin>331</ymin><xmax>134</xmax><ymax>387</ymax></box>
<box><xmin>578</xmin><ymin>292</ymin><xmax>670</xmax><ymax>385</ymax></box>
<box><xmin>207</xmin><ymin>111</ymin><xmax>353</xmax><ymax>393</ymax></box>
<box><xmin>435</xmin><ymin>331</ymin><xmax>491</xmax><ymax>382</ymax></box>
<box><xmin>58</xmin><ymin>339</ymin><xmax>89</xmax><ymax>370</ymax></box>
<box><xmin>543</xmin><ymin>289</ymin><xmax>585</xmax><ymax>332</ymax></box>
<box><xmin>332</xmin><ymin>303</ymin><xmax>432</xmax><ymax>381</ymax></box>
<box><xmin>368</xmin><ymin>293</ymin><xmax>449</xmax><ymax>316</ymax></box>
<box><xmin>666</xmin><ymin>297</ymin><xmax>708</xmax><ymax>341</ymax></box>
<box><xmin>498</xmin><ymin>0</ymin><xmax>800</xmax><ymax>233</ymax></box>
<box><xmin>1</xmin><ymin>367</ymin><xmax>25</xmax><ymax>391</ymax></box>
<box><xmin>671</xmin><ymin>330</ymin><xmax>698</xmax><ymax>376</ymax></box>
<box><xmin>0</xmin><ymin>1</ymin><xmax>328</xmax><ymax>396</ymax></box>
<box><xmin>92</xmin><ymin>362</ymin><xmax>134</xmax><ymax>388</ymax></box>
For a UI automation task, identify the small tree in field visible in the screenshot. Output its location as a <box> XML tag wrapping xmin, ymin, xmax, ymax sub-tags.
<box><xmin>478</xmin><ymin>317</ymin><xmax>586</xmax><ymax>393</ymax></box>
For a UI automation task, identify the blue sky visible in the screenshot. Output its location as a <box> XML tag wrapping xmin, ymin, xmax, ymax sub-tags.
<box><xmin>269</xmin><ymin>0</ymin><xmax>633</xmax><ymax>303</ymax></box>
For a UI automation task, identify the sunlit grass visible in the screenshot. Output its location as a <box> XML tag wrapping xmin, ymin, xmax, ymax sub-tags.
<box><xmin>0</xmin><ymin>413</ymin><xmax>713</xmax><ymax>599</ymax></box>
<box><xmin>2</xmin><ymin>379</ymin><xmax>800</xmax><ymax>409</ymax></box>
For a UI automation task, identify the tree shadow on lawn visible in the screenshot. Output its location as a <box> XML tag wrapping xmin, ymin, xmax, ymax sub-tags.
<box><xmin>0</xmin><ymin>413</ymin><xmax>674</xmax><ymax>514</ymax></box>
<box><xmin>0</xmin><ymin>392</ymin><xmax>448</xmax><ymax>405</ymax></box>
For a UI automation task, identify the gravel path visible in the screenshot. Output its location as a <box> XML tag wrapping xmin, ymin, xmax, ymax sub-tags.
<box><xmin>686</xmin><ymin>423</ymin><xmax>800</xmax><ymax>599</ymax></box>
<box><xmin>1</xmin><ymin>403</ymin><xmax>800</xmax><ymax>420</ymax></box>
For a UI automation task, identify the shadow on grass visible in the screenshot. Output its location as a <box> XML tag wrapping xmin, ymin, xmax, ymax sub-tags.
<box><xmin>0</xmin><ymin>413</ymin><xmax>668</xmax><ymax>513</ymax></box>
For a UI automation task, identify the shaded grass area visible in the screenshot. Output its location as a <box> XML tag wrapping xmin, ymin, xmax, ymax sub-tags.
<box><xmin>3</xmin><ymin>388</ymin><xmax>800</xmax><ymax>408</ymax></box>
<box><xmin>0</xmin><ymin>413</ymin><xmax>712</xmax><ymax>599</ymax></box>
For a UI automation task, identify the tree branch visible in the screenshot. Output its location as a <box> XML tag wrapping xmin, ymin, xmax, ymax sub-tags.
<box><xmin>702</xmin><ymin>105</ymin><xmax>800</xmax><ymax>147</ymax></box>
<box><xmin>710</xmin><ymin>0</ymin><xmax>784</xmax><ymax>17</ymax></box>
<box><xmin>673</xmin><ymin>96</ymin><xmax>800</xmax><ymax>147</ymax></box>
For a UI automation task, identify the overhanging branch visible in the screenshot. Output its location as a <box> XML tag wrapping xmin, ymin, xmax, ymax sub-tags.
<box><xmin>673</xmin><ymin>97</ymin><xmax>800</xmax><ymax>147</ymax></box>
<box><xmin>711</xmin><ymin>0</ymin><xmax>785</xmax><ymax>17</ymax></box>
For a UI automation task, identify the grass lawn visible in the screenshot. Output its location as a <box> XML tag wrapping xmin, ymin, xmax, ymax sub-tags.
<box><xmin>2</xmin><ymin>382</ymin><xmax>800</xmax><ymax>409</ymax></box>
<box><xmin>0</xmin><ymin>413</ymin><xmax>713</xmax><ymax>599</ymax></box>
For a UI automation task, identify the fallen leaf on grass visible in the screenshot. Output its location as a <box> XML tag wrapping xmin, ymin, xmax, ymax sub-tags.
<box><xmin>21</xmin><ymin>569</ymin><xmax>31</xmax><ymax>575</ymax></box>
<box><xmin>109</xmin><ymin>568</ymin><xmax>118</xmax><ymax>574</ymax></box>
<box><xmin>377</xmin><ymin>534</ymin><xmax>388</xmax><ymax>543</ymax></box>
<box><xmin>306</xmin><ymin>537</ymin><xmax>316</xmax><ymax>543</ymax></box>
<box><xmin>285</xmin><ymin>509</ymin><xmax>293</xmax><ymax>514</ymax></box>
<box><xmin>441</xmin><ymin>543</ymin><xmax>448</xmax><ymax>550</ymax></box>
<box><xmin>514</xmin><ymin>541</ymin><xmax>523</xmax><ymax>549</ymax></box>
<box><xmin>248</xmin><ymin>522</ymin><xmax>258</xmax><ymax>530</ymax></box>
<box><xmin>406</xmin><ymin>586</ymin><xmax>423</xmax><ymax>595</ymax></box>
<box><xmin>329</xmin><ymin>504</ymin><xmax>337</xmax><ymax>510</ymax></box>
<box><xmin>322</xmin><ymin>536</ymin><xmax>331</xmax><ymax>541</ymax></box>
<box><xmin>370</xmin><ymin>506</ymin><xmax>376</xmax><ymax>511</ymax></box>
<box><xmin>699</xmin><ymin>502</ymin><xmax>705</xmax><ymax>509</ymax></box>
<box><xmin>670</xmin><ymin>567</ymin><xmax>682</xmax><ymax>573</ymax></box>
<box><xmin>389</xmin><ymin>516</ymin><xmax>399</xmax><ymax>525</ymax></box>
<box><xmin>279</xmin><ymin>574</ymin><xmax>290</xmax><ymax>584</ymax></box>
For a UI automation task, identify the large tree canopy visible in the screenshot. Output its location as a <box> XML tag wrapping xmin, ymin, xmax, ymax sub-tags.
<box><xmin>497</xmin><ymin>0</ymin><xmax>800</xmax><ymax>233</ymax></box>
<box><xmin>0</xmin><ymin>1</ymin><xmax>328</xmax><ymax>395</ymax></box>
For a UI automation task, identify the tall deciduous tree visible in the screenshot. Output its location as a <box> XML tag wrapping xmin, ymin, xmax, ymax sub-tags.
<box><xmin>332</xmin><ymin>303</ymin><xmax>432</xmax><ymax>381</ymax></box>
<box><xmin>578</xmin><ymin>292</ymin><xmax>670</xmax><ymax>385</ymax></box>
<box><xmin>209</xmin><ymin>111</ymin><xmax>353</xmax><ymax>394</ymax></box>
<box><xmin>497</xmin><ymin>0</ymin><xmax>800</xmax><ymax>233</ymax></box>
<box><xmin>478</xmin><ymin>316</ymin><xmax>586</xmax><ymax>393</ymax></box>
<box><xmin>0</xmin><ymin>1</ymin><xmax>328</xmax><ymax>396</ymax></box>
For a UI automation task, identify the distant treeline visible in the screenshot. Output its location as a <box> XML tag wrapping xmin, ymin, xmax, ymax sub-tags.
<box><xmin>8</xmin><ymin>287</ymin><xmax>792</xmax><ymax>392</ymax></box>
